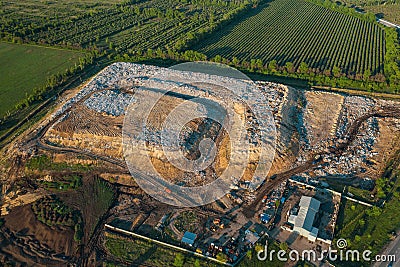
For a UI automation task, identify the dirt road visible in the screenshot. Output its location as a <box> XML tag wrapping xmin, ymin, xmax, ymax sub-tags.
<box><xmin>244</xmin><ymin>106</ymin><xmax>400</xmax><ymax>218</ymax></box>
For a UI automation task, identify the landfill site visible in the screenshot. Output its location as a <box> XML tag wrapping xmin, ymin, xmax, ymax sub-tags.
<box><xmin>0</xmin><ymin>62</ymin><xmax>400</xmax><ymax>266</ymax></box>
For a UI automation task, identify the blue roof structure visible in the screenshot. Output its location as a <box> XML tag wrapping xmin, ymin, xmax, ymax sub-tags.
<box><xmin>181</xmin><ymin>231</ymin><xmax>197</xmax><ymax>246</ymax></box>
<box><xmin>260</xmin><ymin>213</ymin><xmax>271</xmax><ymax>223</ymax></box>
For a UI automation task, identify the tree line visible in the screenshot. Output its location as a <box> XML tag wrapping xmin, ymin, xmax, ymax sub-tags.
<box><xmin>116</xmin><ymin>41</ymin><xmax>399</xmax><ymax>93</ymax></box>
<box><xmin>13</xmin><ymin>52</ymin><xmax>97</xmax><ymax>111</ymax></box>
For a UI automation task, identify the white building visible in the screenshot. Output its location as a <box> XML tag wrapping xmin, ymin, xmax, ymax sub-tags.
<box><xmin>288</xmin><ymin>196</ymin><xmax>320</xmax><ymax>242</ymax></box>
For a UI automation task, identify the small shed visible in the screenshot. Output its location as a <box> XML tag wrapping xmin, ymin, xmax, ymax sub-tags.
<box><xmin>181</xmin><ymin>231</ymin><xmax>197</xmax><ymax>246</ymax></box>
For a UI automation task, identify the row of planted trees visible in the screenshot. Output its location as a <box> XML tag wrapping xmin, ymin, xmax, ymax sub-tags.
<box><xmin>3</xmin><ymin>0</ymin><xmax>399</xmax><ymax>123</ymax></box>
<box><xmin>308</xmin><ymin>0</ymin><xmax>377</xmax><ymax>23</ymax></box>
<box><xmin>116</xmin><ymin>46</ymin><xmax>398</xmax><ymax>93</ymax></box>
<box><xmin>1</xmin><ymin>0</ymin><xmax>255</xmax><ymax>52</ymax></box>
<box><xmin>1</xmin><ymin>0</ymin><xmax>257</xmax><ymax>121</ymax></box>
<box><xmin>113</xmin><ymin>0</ymin><xmax>399</xmax><ymax>93</ymax></box>
<box><xmin>385</xmin><ymin>28</ymin><xmax>400</xmax><ymax>89</ymax></box>
<box><xmin>215</xmin><ymin>55</ymin><xmax>396</xmax><ymax>92</ymax></box>
<box><xmin>302</xmin><ymin>0</ymin><xmax>400</xmax><ymax>92</ymax></box>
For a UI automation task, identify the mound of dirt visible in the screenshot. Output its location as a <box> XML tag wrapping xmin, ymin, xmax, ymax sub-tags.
<box><xmin>1</xmin><ymin>204</ymin><xmax>76</xmax><ymax>264</ymax></box>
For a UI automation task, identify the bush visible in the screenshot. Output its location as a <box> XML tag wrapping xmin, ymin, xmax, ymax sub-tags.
<box><xmin>173</xmin><ymin>253</ymin><xmax>185</xmax><ymax>267</ymax></box>
<box><xmin>74</xmin><ymin>222</ymin><xmax>84</xmax><ymax>242</ymax></box>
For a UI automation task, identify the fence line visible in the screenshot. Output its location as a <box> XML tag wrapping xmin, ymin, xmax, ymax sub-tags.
<box><xmin>104</xmin><ymin>224</ymin><xmax>233</xmax><ymax>266</ymax></box>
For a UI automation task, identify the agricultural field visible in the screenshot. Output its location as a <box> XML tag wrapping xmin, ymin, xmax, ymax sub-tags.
<box><xmin>0</xmin><ymin>42</ymin><xmax>85</xmax><ymax>118</ymax></box>
<box><xmin>0</xmin><ymin>0</ymin><xmax>122</xmax><ymax>21</ymax></box>
<box><xmin>0</xmin><ymin>0</ymin><xmax>398</xmax><ymax>116</ymax></box>
<box><xmin>365</xmin><ymin>3</ymin><xmax>400</xmax><ymax>23</ymax></box>
<box><xmin>0</xmin><ymin>0</ymin><xmax>400</xmax><ymax>265</ymax></box>
<box><xmin>0</xmin><ymin>0</ymin><xmax>254</xmax><ymax>127</ymax></box>
<box><xmin>333</xmin><ymin>151</ymin><xmax>400</xmax><ymax>266</ymax></box>
<box><xmin>0</xmin><ymin>0</ymin><xmax>251</xmax><ymax>52</ymax></box>
<box><xmin>104</xmin><ymin>233</ymin><xmax>221</xmax><ymax>266</ymax></box>
<box><xmin>336</xmin><ymin>0</ymin><xmax>400</xmax><ymax>23</ymax></box>
<box><xmin>237</xmin><ymin>239</ymin><xmax>285</xmax><ymax>267</ymax></box>
<box><xmin>194</xmin><ymin>0</ymin><xmax>385</xmax><ymax>76</ymax></box>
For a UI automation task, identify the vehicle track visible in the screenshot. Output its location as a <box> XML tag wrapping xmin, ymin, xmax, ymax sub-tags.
<box><xmin>29</xmin><ymin>85</ymin><xmax>400</xmax><ymax>217</ymax></box>
<box><xmin>0</xmin><ymin>58</ymin><xmax>111</xmax><ymax>148</ymax></box>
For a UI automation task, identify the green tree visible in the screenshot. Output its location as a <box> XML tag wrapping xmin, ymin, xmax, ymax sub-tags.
<box><xmin>298</xmin><ymin>62</ymin><xmax>309</xmax><ymax>74</ymax></box>
<box><xmin>250</xmin><ymin>59</ymin><xmax>257</xmax><ymax>71</ymax></box>
<box><xmin>366</xmin><ymin>206</ymin><xmax>382</xmax><ymax>217</ymax></box>
<box><xmin>246</xmin><ymin>249</ymin><xmax>252</xmax><ymax>259</ymax></box>
<box><xmin>74</xmin><ymin>222</ymin><xmax>83</xmax><ymax>243</ymax></box>
<box><xmin>255</xmin><ymin>244</ymin><xmax>264</xmax><ymax>252</ymax></box>
<box><xmin>147</xmin><ymin>48</ymin><xmax>154</xmax><ymax>57</ymax></box>
<box><xmin>173</xmin><ymin>253</ymin><xmax>185</xmax><ymax>267</ymax></box>
<box><xmin>268</xmin><ymin>60</ymin><xmax>277</xmax><ymax>72</ymax></box>
<box><xmin>216</xmin><ymin>252</ymin><xmax>228</xmax><ymax>263</ymax></box>
<box><xmin>214</xmin><ymin>55</ymin><xmax>222</xmax><ymax>63</ymax></box>
<box><xmin>279</xmin><ymin>241</ymin><xmax>289</xmax><ymax>251</ymax></box>
<box><xmin>275</xmin><ymin>200</ymin><xmax>280</xmax><ymax>209</ymax></box>
<box><xmin>363</xmin><ymin>69</ymin><xmax>371</xmax><ymax>82</ymax></box>
<box><xmin>194</xmin><ymin>259</ymin><xmax>201</xmax><ymax>267</ymax></box>
<box><xmin>332</xmin><ymin>66</ymin><xmax>341</xmax><ymax>77</ymax></box>
<box><xmin>232</xmin><ymin>56</ymin><xmax>240</xmax><ymax>66</ymax></box>
<box><xmin>256</xmin><ymin>59</ymin><xmax>263</xmax><ymax>70</ymax></box>
<box><xmin>285</xmin><ymin>62</ymin><xmax>294</xmax><ymax>73</ymax></box>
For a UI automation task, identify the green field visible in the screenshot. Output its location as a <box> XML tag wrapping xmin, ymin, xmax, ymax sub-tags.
<box><xmin>0</xmin><ymin>0</ymin><xmax>253</xmax><ymax>135</ymax></box>
<box><xmin>366</xmin><ymin>3</ymin><xmax>400</xmax><ymax>23</ymax></box>
<box><xmin>334</xmin><ymin>0</ymin><xmax>400</xmax><ymax>23</ymax></box>
<box><xmin>194</xmin><ymin>0</ymin><xmax>385</xmax><ymax>76</ymax></box>
<box><xmin>0</xmin><ymin>42</ymin><xmax>84</xmax><ymax>117</ymax></box>
<box><xmin>104</xmin><ymin>234</ymin><xmax>221</xmax><ymax>266</ymax></box>
<box><xmin>0</xmin><ymin>0</ymin><xmax>251</xmax><ymax>52</ymax></box>
<box><xmin>334</xmin><ymin>152</ymin><xmax>400</xmax><ymax>266</ymax></box>
<box><xmin>237</xmin><ymin>239</ymin><xmax>285</xmax><ymax>267</ymax></box>
<box><xmin>0</xmin><ymin>0</ymin><xmax>122</xmax><ymax>20</ymax></box>
<box><xmin>1</xmin><ymin>0</ymin><xmax>399</xmax><ymax>94</ymax></box>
